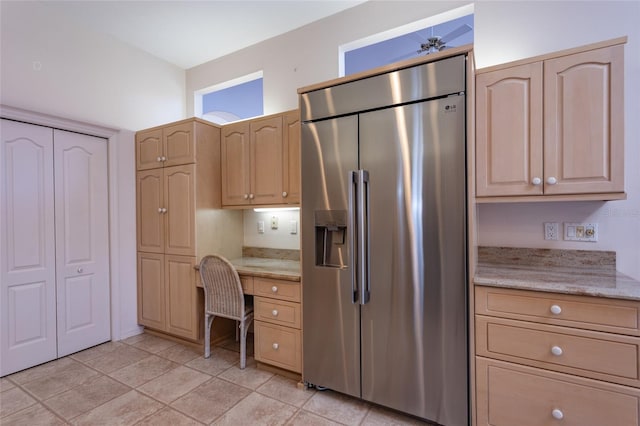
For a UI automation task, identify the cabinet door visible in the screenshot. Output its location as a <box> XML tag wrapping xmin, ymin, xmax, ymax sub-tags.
<box><xmin>163</xmin><ymin>122</ymin><xmax>195</xmax><ymax>167</ymax></box>
<box><xmin>221</xmin><ymin>122</ymin><xmax>251</xmax><ymax>206</ymax></box>
<box><xmin>544</xmin><ymin>45</ymin><xmax>624</xmax><ymax>195</ymax></box>
<box><xmin>164</xmin><ymin>165</ymin><xmax>196</xmax><ymax>256</ymax></box>
<box><xmin>282</xmin><ymin>111</ymin><xmax>301</xmax><ymax>204</ymax></box>
<box><xmin>251</xmin><ymin>116</ymin><xmax>283</xmax><ymax>205</ymax></box>
<box><xmin>137</xmin><ymin>169</ymin><xmax>164</xmax><ymax>253</ymax></box>
<box><xmin>54</xmin><ymin>130</ymin><xmax>110</xmax><ymax>357</ymax></box>
<box><xmin>476</xmin><ymin>62</ymin><xmax>544</xmax><ymax>197</ymax></box>
<box><xmin>136</xmin><ymin>128</ymin><xmax>163</xmax><ymax>171</ymax></box>
<box><xmin>137</xmin><ymin>252</ymin><xmax>165</xmax><ymax>331</ymax></box>
<box><xmin>165</xmin><ymin>255</ymin><xmax>198</xmax><ymax>340</ymax></box>
<box><xmin>0</xmin><ymin>120</ymin><xmax>57</xmax><ymax>376</ymax></box>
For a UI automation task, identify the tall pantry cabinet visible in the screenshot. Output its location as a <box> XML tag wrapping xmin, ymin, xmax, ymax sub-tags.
<box><xmin>1</xmin><ymin>119</ymin><xmax>110</xmax><ymax>376</ymax></box>
<box><xmin>136</xmin><ymin>118</ymin><xmax>241</xmax><ymax>342</ymax></box>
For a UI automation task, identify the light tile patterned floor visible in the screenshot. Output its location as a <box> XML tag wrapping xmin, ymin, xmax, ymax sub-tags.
<box><xmin>0</xmin><ymin>333</ymin><xmax>434</xmax><ymax>425</ymax></box>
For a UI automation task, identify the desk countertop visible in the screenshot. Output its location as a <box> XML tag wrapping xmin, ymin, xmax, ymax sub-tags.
<box><xmin>229</xmin><ymin>257</ymin><xmax>301</xmax><ymax>282</ymax></box>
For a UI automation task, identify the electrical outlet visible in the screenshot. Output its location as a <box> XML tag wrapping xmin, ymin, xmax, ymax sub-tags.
<box><xmin>544</xmin><ymin>222</ymin><xmax>559</xmax><ymax>240</ymax></box>
<box><xmin>564</xmin><ymin>222</ymin><xmax>598</xmax><ymax>242</ymax></box>
<box><xmin>271</xmin><ymin>216</ymin><xmax>278</xmax><ymax>230</ymax></box>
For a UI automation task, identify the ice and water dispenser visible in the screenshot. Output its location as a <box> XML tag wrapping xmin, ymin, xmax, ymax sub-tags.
<box><xmin>315</xmin><ymin>210</ymin><xmax>348</xmax><ymax>268</ymax></box>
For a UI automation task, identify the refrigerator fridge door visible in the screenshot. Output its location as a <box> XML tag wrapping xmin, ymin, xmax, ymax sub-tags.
<box><xmin>359</xmin><ymin>95</ymin><xmax>468</xmax><ymax>425</ymax></box>
<box><xmin>301</xmin><ymin>115</ymin><xmax>361</xmax><ymax>397</ymax></box>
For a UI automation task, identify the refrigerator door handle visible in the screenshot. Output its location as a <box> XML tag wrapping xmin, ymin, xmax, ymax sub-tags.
<box><xmin>349</xmin><ymin>170</ymin><xmax>359</xmax><ymax>304</ymax></box>
<box><xmin>357</xmin><ymin>170</ymin><xmax>371</xmax><ymax>305</ymax></box>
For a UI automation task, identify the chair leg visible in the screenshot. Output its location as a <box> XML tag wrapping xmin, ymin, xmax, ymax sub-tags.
<box><xmin>239</xmin><ymin>319</ymin><xmax>247</xmax><ymax>369</ymax></box>
<box><xmin>235</xmin><ymin>320</ymin><xmax>239</xmax><ymax>342</ymax></box>
<box><xmin>204</xmin><ymin>314</ymin><xmax>214</xmax><ymax>358</ymax></box>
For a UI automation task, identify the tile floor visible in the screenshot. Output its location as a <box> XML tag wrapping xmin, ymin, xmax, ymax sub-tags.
<box><xmin>1</xmin><ymin>333</ymin><xmax>434</xmax><ymax>425</ymax></box>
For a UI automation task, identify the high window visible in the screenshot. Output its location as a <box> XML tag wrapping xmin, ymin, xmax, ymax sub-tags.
<box><xmin>195</xmin><ymin>72</ymin><xmax>263</xmax><ymax>124</ymax></box>
<box><xmin>340</xmin><ymin>5</ymin><xmax>474</xmax><ymax>76</ymax></box>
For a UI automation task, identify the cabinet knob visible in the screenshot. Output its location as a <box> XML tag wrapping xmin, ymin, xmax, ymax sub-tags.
<box><xmin>532</xmin><ymin>177</ymin><xmax>542</xmax><ymax>186</ymax></box>
<box><xmin>77</xmin><ymin>267</ymin><xmax>83</xmax><ymax>273</ymax></box>
<box><xmin>272</xmin><ymin>343</ymin><xmax>279</xmax><ymax>350</ymax></box>
<box><xmin>249</xmin><ymin>193</ymin><xmax>255</xmax><ymax>199</ymax></box>
<box><xmin>272</xmin><ymin>309</ymin><xmax>279</xmax><ymax>316</ymax></box>
<box><xmin>161</xmin><ymin>156</ymin><xmax>167</xmax><ymax>162</ymax></box>
<box><xmin>158</xmin><ymin>207</ymin><xmax>163</xmax><ymax>213</ymax></box>
<box><xmin>162</xmin><ymin>208</ymin><xmax>167</xmax><ymax>213</ymax></box>
<box><xmin>271</xmin><ymin>286</ymin><xmax>278</xmax><ymax>293</ymax></box>
<box><xmin>551</xmin><ymin>346</ymin><xmax>563</xmax><ymax>356</ymax></box>
<box><xmin>282</xmin><ymin>191</ymin><xmax>288</xmax><ymax>197</ymax></box>
<box><xmin>551</xmin><ymin>408</ymin><xmax>564</xmax><ymax>420</ymax></box>
<box><xmin>547</xmin><ymin>176</ymin><xmax>558</xmax><ymax>185</ymax></box>
<box><xmin>157</xmin><ymin>156</ymin><xmax>162</xmax><ymax>162</ymax></box>
<box><xmin>550</xmin><ymin>304</ymin><xmax>562</xmax><ymax>315</ymax></box>
<box><xmin>243</xmin><ymin>194</ymin><xmax>249</xmax><ymax>200</ymax></box>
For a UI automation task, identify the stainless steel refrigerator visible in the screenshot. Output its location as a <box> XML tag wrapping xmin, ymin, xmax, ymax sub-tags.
<box><xmin>300</xmin><ymin>54</ymin><xmax>468</xmax><ymax>425</ymax></box>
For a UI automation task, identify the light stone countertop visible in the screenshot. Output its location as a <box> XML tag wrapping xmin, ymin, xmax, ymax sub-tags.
<box><xmin>229</xmin><ymin>257</ymin><xmax>301</xmax><ymax>282</ymax></box>
<box><xmin>474</xmin><ymin>247</ymin><xmax>640</xmax><ymax>301</ymax></box>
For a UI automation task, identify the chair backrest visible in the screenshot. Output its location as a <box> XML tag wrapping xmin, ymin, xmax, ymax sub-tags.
<box><xmin>199</xmin><ymin>255</ymin><xmax>245</xmax><ymax>320</ymax></box>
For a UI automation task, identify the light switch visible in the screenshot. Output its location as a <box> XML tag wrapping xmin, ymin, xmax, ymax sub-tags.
<box><xmin>257</xmin><ymin>221</ymin><xmax>265</xmax><ymax>234</ymax></box>
<box><xmin>290</xmin><ymin>220</ymin><xmax>298</xmax><ymax>234</ymax></box>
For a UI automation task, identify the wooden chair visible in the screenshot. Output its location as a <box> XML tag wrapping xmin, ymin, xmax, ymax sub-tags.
<box><xmin>198</xmin><ymin>254</ymin><xmax>253</xmax><ymax>369</ymax></box>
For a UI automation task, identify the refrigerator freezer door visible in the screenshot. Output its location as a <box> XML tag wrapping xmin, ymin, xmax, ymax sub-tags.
<box><xmin>301</xmin><ymin>115</ymin><xmax>361</xmax><ymax>397</ymax></box>
<box><xmin>359</xmin><ymin>95</ymin><xmax>468</xmax><ymax>425</ymax></box>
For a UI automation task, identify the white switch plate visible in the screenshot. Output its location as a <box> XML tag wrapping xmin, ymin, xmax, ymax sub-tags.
<box><xmin>290</xmin><ymin>220</ymin><xmax>298</xmax><ymax>234</ymax></box>
<box><xmin>257</xmin><ymin>221</ymin><xmax>265</xmax><ymax>234</ymax></box>
<box><xmin>564</xmin><ymin>222</ymin><xmax>598</xmax><ymax>242</ymax></box>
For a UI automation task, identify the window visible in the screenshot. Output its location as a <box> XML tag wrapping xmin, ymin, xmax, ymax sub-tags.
<box><xmin>195</xmin><ymin>71</ymin><xmax>263</xmax><ymax>124</ymax></box>
<box><xmin>340</xmin><ymin>5</ymin><xmax>474</xmax><ymax>76</ymax></box>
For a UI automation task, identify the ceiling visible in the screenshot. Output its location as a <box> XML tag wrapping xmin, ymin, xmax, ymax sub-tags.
<box><xmin>36</xmin><ymin>0</ymin><xmax>366</xmax><ymax>69</ymax></box>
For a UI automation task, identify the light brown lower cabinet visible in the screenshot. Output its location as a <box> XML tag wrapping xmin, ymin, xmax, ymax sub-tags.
<box><xmin>475</xmin><ymin>286</ymin><xmax>640</xmax><ymax>425</ymax></box>
<box><xmin>246</xmin><ymin>276</ymin><xmax>302</xmax><ymax>373</ymax></box>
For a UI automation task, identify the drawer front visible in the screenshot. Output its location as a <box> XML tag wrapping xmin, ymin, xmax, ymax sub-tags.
<box><xmin>476</xmin><ymin>315</ymin><xmax>640</xmax><ymax>386</ymax></box>
<box><xmin>476</xmin><ymin>357</ymin><xmax>640</xmax><ymax>426</ymax></box>
<box><xmin>476</xmin><ymin>286</ymin><xmax>640</xmax><ymax>335</ymax></box>
<box><xmin>255</xmin><ymin>297</ymin><xmax>300</xmax><ymax>329</ymax></box>
<box><xmin>254</xmin><ymin>322</ymin><xmax>301</xmax><ymax>373</ymax></box>
<box><xmin>253</xmin><ymin>278</ymin><xmax>300</xmax><ymax>302</ymax></box>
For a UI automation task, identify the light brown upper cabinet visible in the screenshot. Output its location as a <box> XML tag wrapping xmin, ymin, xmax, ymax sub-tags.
<box><xmin>136</xmin><ymin>121</ymin><xmax>196</xmax><ymax>170</ymax></box>
<box><xmin>476</xmin><ymin>38</ymin><xmax>625</xmax><ymax>201</ymax></box>
<box><xmin>221</xmin><ymin>110</ymin><xmax>301</xmax><ymax>207</ymax></box>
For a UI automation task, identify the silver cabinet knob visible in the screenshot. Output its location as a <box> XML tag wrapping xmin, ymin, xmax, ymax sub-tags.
<box><xmin>551</xmin><ymin>346</ymin><xmax>563</xmax><ymax>356</ymax></box>
<box><xmin>161</xmin><ymin>156</ymin><xmax>167</xmax><ymax>162</ymax></box>
<box><xmin>249</xmin><ymin>193</ymin><xmax>255</xmax><ymax>199</ymax></box>
<box><xmin>243</xmin><ymin>194</ymin><xmax>249</xmax><ymax>200</ymax></box>
<box><xmin>550</xmin><ymin>304</ymin><xmax>562</xmax><ymax>315</ymax></box>
<box><xmin>77</xmin><ymin>267</ymin><xmax>83</xmax><ymax>273</ymax></box>
<box><xmin>547</xmin><ymin>176</ymin><xmax>558</xmax><ymax>185</ymax></box>
<box><xmin>156</xmin><ymin>156</ymin><xmax>162</xmax><ymax>162</ymax></box>
<box><xmin>532</xmin><ymin>177</ymin><xmax>542</xmax><ymax>186</ymax></box>
<box><xmin>272</xmin><ymin>309</ymin><xmax>279</xmax><ymax>317</ymax></box>
<box><xmin>271</xmin><ymin>286</ymin><xmax>278</xmax><ymax>293</ymax></box>
<box><xmin>272</xmin><ymin>343</ymin><xmax>279</xmax><ymax>350</ymax></box>
<box><xmin>158</xmin><ymin>207</ymin><xmax>163</xmax><ymax>213</ymax></box>
<box><xmin>282</xmin><ymin>191</ymin><xmax>288</xmax><ymax>197</ymax></box>
<box><xmin>552</xmin><ymin>408</ymin><xmax>564</xmax><ymax>420</ymax></box>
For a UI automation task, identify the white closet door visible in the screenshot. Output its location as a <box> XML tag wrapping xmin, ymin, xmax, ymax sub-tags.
<box><xmin>0</xmin><ymin>120</ymin><xmax>57</xmax><ymax>376</ymax></box>
<box><xmin>54</xmin><ymin>129</ymin><xmax>110</xmax><ymax>357</ymax></box>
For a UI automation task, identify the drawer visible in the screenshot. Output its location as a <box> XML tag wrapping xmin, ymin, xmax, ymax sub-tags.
<box><xmin>253</xmin><ymin>277</ymin><xmax>300</xmax><ymax>302</ymax></box>
<box><xmin>476</xmin><ymin>315</ymin><xmax>640</xmax><ymax>386</ymax></box>
<box><xmin>254</xmin><ymin>297</ymin><xmax>300</xmax><ymax>329</ymax></box>
<box><xmin>476</xmin><ymin>286</ymin><xmax>640</xmax><ymax>336</ymax></box>
<box><xmin>240</xmin><ymin>275</ymin><xmax>254</xmax><ymax>295</ymax></box>
<box><xmin>254</xmin><ymin>322</ymin><xmax>301</xmax><ymax>373</ymax></box>
<box><xmin>476</xmin><ymin>357</ymin><xmax>640</xmax><ymax>426</ymax></box>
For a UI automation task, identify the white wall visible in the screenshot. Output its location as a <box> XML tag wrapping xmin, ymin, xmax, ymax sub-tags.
<box><xmin>0</xmin><ymin>1</ymin><xmax>187</xmax><ymax>339</ymax></box>
<box><xmin>243</xmin><ymin>210</ymin><xmax>301</xmax><ymax>250</ymax></box>
<box><xmin>187</xmin><ymin>1</ymin><xmax>640</xmax><ymax>280</ymax></box>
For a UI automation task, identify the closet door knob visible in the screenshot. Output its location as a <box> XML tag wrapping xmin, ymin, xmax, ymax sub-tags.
<box><xmin>550</xmin><ymin>304</ymin><xmax>562</xmax><ymax>315</ymax></box>
<box><xmin>547</xmin><ymin>176</ymin><xmax>558</xmax><ymax>185</ymax></box>
<box><xmin>77</xmin><ymin>267</ymin><xmax>83</xmax><ymax>273</ymax></box>
<box><xmin>532</xmin><ymin>177</ymin><xmax>542</xmax><ymax>186</ymax></box>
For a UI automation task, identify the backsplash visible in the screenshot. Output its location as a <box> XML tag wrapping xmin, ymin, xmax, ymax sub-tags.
<box><xmin>243</xmin><ymin>209</ymin><xmax>300</xmax><ymax>250</ymax></box>
<box><xmin>242</xmin><ymin>246</ymin><xmax>300</xmax><ymax>261</ymax></box>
